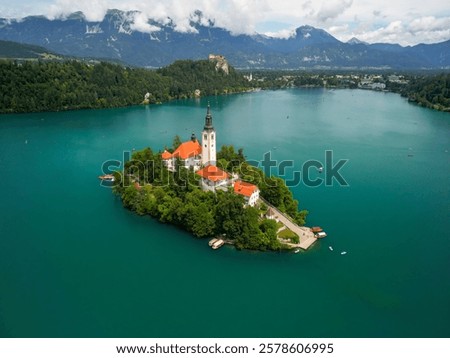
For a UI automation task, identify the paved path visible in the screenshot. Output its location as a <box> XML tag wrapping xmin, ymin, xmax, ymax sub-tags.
<box><xmin>259</xmin><ymin>198</ymin><xmax>317</xmax><ymax>250</ymax></box>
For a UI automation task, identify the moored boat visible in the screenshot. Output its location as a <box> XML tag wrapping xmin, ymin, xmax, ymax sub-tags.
<box><xmin>208</xmin><ymin>238</ymin><xmax>219</xmax><ymax>247</ymax></box>
<box><xmin>212</xmin><ymin>239</ymin><xmax>224</xmax><ymax>250</ymax></box>
<box><xmin>98</xmin><ymin>174</ymin><xmax>115</xmax><ymax>182</ymax></box>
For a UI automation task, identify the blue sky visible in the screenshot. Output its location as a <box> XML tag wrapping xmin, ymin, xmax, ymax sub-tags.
<box><xmin>0</xmin><ymin>0</ymin><xmax>449</xmax><ymax>45</ymax></box>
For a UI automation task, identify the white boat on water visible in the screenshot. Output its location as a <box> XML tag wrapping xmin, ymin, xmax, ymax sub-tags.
<box><xmin>341</xmin><ymin>251</ymin><xmax>347</xmax><ymax>255</ymax></box>
<box><xmin>98</xmin><ymin>174</ymin><xmax>115</xmax><ymax>182</ymax></box>
<box><xmin>294</xmin><ymin>249</ymin><xmax>300</xmax><ymax>253</ymax></box>
<box><xmin>208</xmin><ymin>238</ymin><xmax>219</xmax><ymax>247</ymax></box>
<box><xmin>329</xmin><ymin>246</ymin><xmax>333</xmax><ymax>251</ymax></box>
<box><xmin>212</xmin><ymin>239</ymin><xmax>224</xmax><ymax>250</ymax></box>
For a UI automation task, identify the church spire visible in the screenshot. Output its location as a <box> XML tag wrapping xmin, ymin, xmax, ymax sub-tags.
<box><xmin>204</xmin><ymin>103</ymin><xmax>214</xmax><ymax>130</ymax></box>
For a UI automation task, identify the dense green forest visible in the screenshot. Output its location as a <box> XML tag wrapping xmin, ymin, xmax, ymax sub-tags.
<box><xmin>387</xmin><ymin>74</ymin><xmax>450</xmax><ymax>111</ymax></box>
<box><xmin>1</xmin><ymin>57</ymin><xmax>448</xmax><ymax>114</ymax></box>
<box><xmin>112</xmin><ymin>144</ymin><xmax>307</xmax><ymax>251</ymax></box>
<box><xmin>0</xmin><ymin>59</ymin><xmax>251</xmax><ymax>114</ymax></box>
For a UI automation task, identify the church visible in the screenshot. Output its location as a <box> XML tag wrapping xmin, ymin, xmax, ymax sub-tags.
<box><xmin>161</xmin><ymin>104</ymin><xmax>259</xmax><ymax>206</ymax></box>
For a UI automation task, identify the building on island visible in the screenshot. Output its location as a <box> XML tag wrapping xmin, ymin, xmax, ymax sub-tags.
<box><xmin>196</xmin><ymin>165</ymin><xmax>229</xmax><ymax>192</ymax></box>
<box><xmin>201</xmin><ymin>104</ymin><xmax>216</xmax><ymax>166</ymax></box>
<box><xmin>162</xmin><ymin>104</ymin><xmax>260</xmax><ymax>207</ymax></box>
<box><xmin>162</xmin><ymin>133</ymin><xmax>202</xmax><ymax>172</ymax></box>
<box><xmin>233</xmin><ymin>180</ymin><xmax>260</xmax><ymax>207</ymax></box>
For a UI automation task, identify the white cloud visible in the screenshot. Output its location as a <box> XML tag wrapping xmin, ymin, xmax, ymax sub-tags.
<box><xmin>316</xmin><ymin>0</ymin><xmax>353</xmax><ymax>22</ymax></box>
<box><xmin>0</xmin><ymin>0</ymin><xmax>449</xmax><ymax>45</ymax></box>
<box><xmin>48</xmin><ymin>0</ymin><xmax>109</xmax><ymax>22</ymax></box>
<box><xmin>263</xmin><ymin>29</ymin><xmax>297</xmax><ymax>39</ymax></box>
<box><xmin>130</xmin><ymin>12</ymin><xmax>160</xmax><ymax>33</ymax></box>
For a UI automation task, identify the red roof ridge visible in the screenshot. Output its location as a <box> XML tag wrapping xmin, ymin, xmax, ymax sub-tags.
<box><xmin>161</xmin><ymin>140</ymin><xmax>201</xmax><ymax>160</ymax></box>
<box><xmin>234</xmin><ymin>180</ymin><xmax>258</xmax><ymax>197</ymax></box>
<box><xmin>196</xmin><ymin>165</ymin><xmax>229</xmax><ymax>182</ymax></box>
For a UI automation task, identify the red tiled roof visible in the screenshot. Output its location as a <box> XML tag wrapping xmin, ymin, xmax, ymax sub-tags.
<box><xmin>196</xmin><ymin>165</ymin><xmax>229</xmax><ymax>182</ymax></box>
<box><xmin>161</xmin><ymin>140</ymin><xmax>202</xmax><ymax>160</ymax></box>
<box><xmin>234</xmin><ymin>180</ymin><xmax>258</xmax><ymax>197</ymax></box>
<box><xmin>161</xmin><ymin>150</ymin><xmax>172</xmax><ymax>160</ymax></box>
<box><xmin>172</xmin><ymin>140</ymin><xmax>202</xmax><ymax>160</ymax></box>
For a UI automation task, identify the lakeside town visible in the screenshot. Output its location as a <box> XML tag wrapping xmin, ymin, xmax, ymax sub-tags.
<box><xmin>246</xmin><ymin>71</ymin><xmax>410</xmax><ymax>91</ymax></box>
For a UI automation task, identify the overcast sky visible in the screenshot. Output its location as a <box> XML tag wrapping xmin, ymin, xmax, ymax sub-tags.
<box><xmin>0</xmin><ymin>0</ymin><xmax>449</xmax><ymax>45</ymax></box>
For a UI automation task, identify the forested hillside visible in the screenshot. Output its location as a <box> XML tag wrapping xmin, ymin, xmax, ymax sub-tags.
<box><xmin>396</xmin><ymin>74</ymin><xmax>450</xmax><ymax>111</ymax></box>
<box><xmin>0</xmin><ymin>59</ymin><xmax>250</xmax><ymax>114</ymax></box>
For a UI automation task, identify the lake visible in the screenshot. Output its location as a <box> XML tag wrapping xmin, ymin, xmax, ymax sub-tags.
<box><xmin>0</xmin><ymin>89</ymin><xmax>449</xmax><ymax>337</ymax></box>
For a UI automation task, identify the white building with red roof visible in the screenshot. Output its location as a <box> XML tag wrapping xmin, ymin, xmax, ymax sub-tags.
<box><xmin>233</xmin><ymin>180</ymin><xmax>260</xmax><ymax>207</ymax></box>
<box><xmin>161</xmin><ymin>133</ymin><xmax>202</xmax><ymax>171</ymax></box>
<box><xmin>196</xmin><ymin>165</ymin><xmax>229</xmax><ymax>192</ymax></box>
<box><xmin>161</xmin><ymin>105</ymin><xmax>216</xmax><ymax>172</ymax></box>
<box><xmin>161</xmin><ymin>105</ymin><xmax>259</xmax><ymax>206</ymax></box>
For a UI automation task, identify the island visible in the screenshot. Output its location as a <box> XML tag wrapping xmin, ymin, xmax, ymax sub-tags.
<box><xmin>109</xmin><ymin>105</ymin><xmax>320</xmax><ymax>252</ymax></box>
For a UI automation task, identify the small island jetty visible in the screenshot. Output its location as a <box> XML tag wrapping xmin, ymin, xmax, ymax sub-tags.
<box><xmin>259</xmin><ymin>198</ymin><xmax>319</xmax><ymax>250</ymax></box>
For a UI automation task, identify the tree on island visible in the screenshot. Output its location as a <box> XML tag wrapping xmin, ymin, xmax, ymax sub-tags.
<box><xmin>112</xmin><ymin>145</ymin><xmax>307</xmax><ymax>251</ymax></box>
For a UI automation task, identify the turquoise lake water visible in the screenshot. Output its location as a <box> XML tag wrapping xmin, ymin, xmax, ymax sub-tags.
<box><xmin>0</xmin><ymin>89</ymin><xmax>449</xmax><ymax>337</ymax></box>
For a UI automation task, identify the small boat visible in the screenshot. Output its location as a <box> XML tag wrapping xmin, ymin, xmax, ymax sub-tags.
<box><xmin>98</xmin><ymin>174</ymin><xmax>115</xmax><ymax>182</ymax></box>
<box><xmin>329</xmin><ymin>246</ymin><xmax>333</xmax><ymax>251</ymax></box>
<box><xmin>294</xmin><ymin>249</ymin><xmax>300</xmax><ymax>253</ymax></box>
<box><xmin>212</xmin><ymin>239</ymin><xmax>224</xmax><ymax>250</ymax></box>
<box><xmin>311</xmin><ymin>226</ymin><xmax>323</xmax><ymax>233</ymax></box>
<box><xmin>318</xmin><ymin>166</ymin><xmax>323</xmax><ymax>172</ymax></box>
<box><xmin>341</xmin><ymin>251</ymin><xmax>347</xmax><ymax>255</ymax></box>
<box><xmin>208</xmin><ymin>238</ymin><xmax>219</xmax><ymax>247</ymax></box>
<box><xmin>316</xmin><ymin>232</ymin><xmax>327</xmax><ymax>239</ymax></box>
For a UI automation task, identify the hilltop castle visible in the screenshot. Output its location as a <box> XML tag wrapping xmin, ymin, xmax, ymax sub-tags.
<box><xmin>161</xmin><ymin>105</ymin><xmax>259</xmax><ymax>206</ymax></box>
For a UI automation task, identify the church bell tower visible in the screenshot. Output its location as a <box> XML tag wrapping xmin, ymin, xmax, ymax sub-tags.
<box><xmin>201</xmin><ymin>104</ymin><xmax>216</xmax><ymax>166</ymax></box>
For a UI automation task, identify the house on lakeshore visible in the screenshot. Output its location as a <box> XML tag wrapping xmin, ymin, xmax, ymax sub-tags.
<box><xmin>233</xmin><ymin>180</ymin><xmax>260</xmax><ymax>207</ymax></box>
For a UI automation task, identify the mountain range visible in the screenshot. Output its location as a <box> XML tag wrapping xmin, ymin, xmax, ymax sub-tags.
<box><xmin>0</xmin><ymin>9</ymin><xmax>449</xmax><ymax>69</ymax></box>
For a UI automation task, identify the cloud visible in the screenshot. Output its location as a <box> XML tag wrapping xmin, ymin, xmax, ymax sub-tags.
<box><xmin>1</xmin><ymin>0</ymin><xmax>449</xmax><ymax>45</ymax></box>
<box><xmin>130</xmin><ymin>12</ymin><xmax>160</xmax><ymax>33</ymax></box>
<box><xmin>316</xmin><ymin>0</ymin><xmax>353</xmax><ymax>22</ymax></box>
<box><xmin>48</xmin><ymin>0</ymin><xmax>109</xmax><ymax>22</ymax></box>
<box><xmin>345</xmin><ymin>16</ymin><xmax>450</xmax><ymax>45</ymax></box>
<box><xmin>263</xmin><ymin>29</ymin><xmax>297</xmax><ymax>39</ymax></box>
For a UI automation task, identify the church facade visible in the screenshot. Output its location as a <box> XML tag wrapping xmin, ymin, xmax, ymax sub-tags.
<box><xmin>161</xmin><ymin>104</ymin><xmax>260</xmax><ymax>206</ymax></box>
